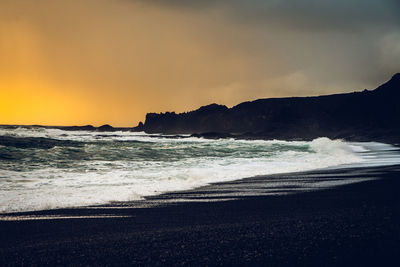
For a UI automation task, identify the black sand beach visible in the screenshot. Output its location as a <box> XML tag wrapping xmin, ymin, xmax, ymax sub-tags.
<box><xmin>1</xmin><ymin>165</ymin><xmax>400</xmax><ymax>266</ymax></box>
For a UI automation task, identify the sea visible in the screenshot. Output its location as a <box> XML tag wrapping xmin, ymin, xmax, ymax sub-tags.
<box><xmin>1</xmin><ymin>126</ymin><xmax>400</xmax><ymax>213</ymax></box>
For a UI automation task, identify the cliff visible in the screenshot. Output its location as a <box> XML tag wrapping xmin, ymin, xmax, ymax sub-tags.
<box><xmin>141</xmin><ymin>74</ymin><xmax>400</xmax><ymax>143</ymax></box>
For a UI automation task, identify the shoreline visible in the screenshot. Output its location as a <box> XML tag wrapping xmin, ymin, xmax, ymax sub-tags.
<box><xmin>1</xmin><ymin>164</ymin><xmax>400</xmax><ymax>266</ymax></box>
<box><xmin>0</xmin><ymin>159</ymin><xmax>393</xmax><ymax>216</ymax></box>
<box><xmin>4</xmin><ymin>131</ymin><xmax>397</xmax><ymax>215</ymax></box>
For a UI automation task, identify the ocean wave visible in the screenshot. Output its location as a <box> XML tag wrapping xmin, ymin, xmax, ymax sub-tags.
<box><xmin>1</xmin><ymin>127</ymin><xmax>399</xmax><ymax>213</ymax></box>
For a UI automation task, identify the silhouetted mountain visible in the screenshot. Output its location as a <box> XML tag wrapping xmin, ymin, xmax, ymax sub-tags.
<box><xmin>97</xmin><ymin>124</ymin><xmax>115</xmax><ymax>132</ymax></box>
<box><xmin>141</xmin><ymin>74</ymin><xmax>400</xmax><ymax>143</ymax></box>
<box><xmin>59</xmin><ymin>124</ymin><xmax>132</xmax><ymax>132</ymax></box>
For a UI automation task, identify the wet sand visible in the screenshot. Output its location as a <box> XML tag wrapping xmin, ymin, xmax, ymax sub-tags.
<box><xmin>1</xmin><ymin>165</ymin><xmax>400</xmax><ymax>266</ymax></box>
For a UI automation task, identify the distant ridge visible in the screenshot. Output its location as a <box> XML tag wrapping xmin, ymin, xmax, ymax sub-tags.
<box><xmin>139</xmin><ymin>74</ymin><xmax>400</xmax><ymax>144</ymax></box>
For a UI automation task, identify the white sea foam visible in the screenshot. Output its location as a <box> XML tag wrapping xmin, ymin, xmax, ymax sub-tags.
<box><xmin>0</xmin><ymin>128</ymin><xmax>399</xmax><ymax>213</ymax></box>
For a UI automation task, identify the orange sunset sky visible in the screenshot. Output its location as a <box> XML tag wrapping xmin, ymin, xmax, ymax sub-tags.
<box><xmin>1</xmin><ymin>0</ymin><xmax>399</xmax><ymax>126</ymax></box>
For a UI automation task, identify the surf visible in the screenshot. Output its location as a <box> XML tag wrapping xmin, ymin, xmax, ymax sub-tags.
<box><xmin>0</xmin><ymin>127</ymin><xmax>399</xmax><ymax>213</ymax></box>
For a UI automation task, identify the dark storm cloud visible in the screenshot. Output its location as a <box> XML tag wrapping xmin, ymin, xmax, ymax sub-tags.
<box><xmin>137</xmin><ymin>0</ymin><xmax>400</xmax><ymax>89</ymax></box>
<box><xmin>140</xmin><ymin>0</ymin><xmax>400</xmax><ymax>31</ymax></box>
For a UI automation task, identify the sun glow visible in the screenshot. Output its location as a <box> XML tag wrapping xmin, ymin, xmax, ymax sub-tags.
<box><xmin>0</xmin><ymin>79</ymin><xmax>94</xmax><ymax>126</ymax></box>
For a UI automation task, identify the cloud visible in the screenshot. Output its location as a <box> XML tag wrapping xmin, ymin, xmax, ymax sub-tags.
<box><xmin>133</xmin><ymin>0</ymin><xmax>400</xmax><ymax>89</ymax></box>
<box><xmin>140</xmin><ymin>0</ymin><xmax>400</xmax><ymax>32</ymax></box>
<box><xmin>0</xmin><ymin>0</ymin><xmax>399</xmax><ymax>125</ymax></box>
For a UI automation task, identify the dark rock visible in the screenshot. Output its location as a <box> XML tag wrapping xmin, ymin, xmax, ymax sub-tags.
<box><xmin>132</xmin><ymin>122</ymin><xmax>144</xmax><ymax>132</ymax></box>
<box><xmin>144</xmin><ymin>104</ymin><xmax>229</xmax><ymax>134</ymax></box>
<box><xmin>142</xmin><ymin>73</ymin><xmax>400</xmax><ymax>143</ymax></box>
<box><xmin>97</xmin><ymin>124</ymin><xmax>115</xmax><ymax>132</ymax></box>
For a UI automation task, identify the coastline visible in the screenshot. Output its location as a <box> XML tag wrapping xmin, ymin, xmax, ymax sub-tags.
<box><xmin>1</xmin><ymin>164</ymin><xmax>400</xmax><ymax>266</ymax></box>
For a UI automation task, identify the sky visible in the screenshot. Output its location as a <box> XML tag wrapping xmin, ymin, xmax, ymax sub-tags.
<box><xmin>1</xmin><ymin>0</ymin><xmax>399</xmax><ymax>126</ymax></box>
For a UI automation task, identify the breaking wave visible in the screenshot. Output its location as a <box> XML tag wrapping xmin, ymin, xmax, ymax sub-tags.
<box><xmin>0</xmin><ymin>127</ymin><xmax>399</xmax><ymax>213</ymax></box>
